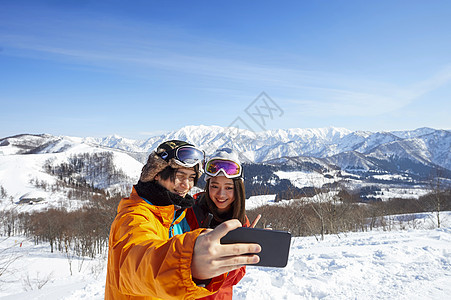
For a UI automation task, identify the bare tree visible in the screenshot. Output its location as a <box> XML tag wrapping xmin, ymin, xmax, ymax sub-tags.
<box><xmin>22</xmin><ymin>271</ymin><xmax>53</xmax><ymax>291</ymax></box>
<box><xmin>423</xmin><ymin>169</ymin><xmax>451</xmax><ymax>228</ymax></box>
<box><xmin>0</xmin><ymin>237</ymin><xmax>23</xmax><ymax>281</ymax></box>
<box><xmin>0</xmin><ymin>185</ymin><xmax>7</xmax><ymax>199</ymax></box>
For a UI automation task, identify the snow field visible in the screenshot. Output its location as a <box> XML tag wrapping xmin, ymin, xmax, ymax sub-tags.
<box><xmin>234</xmin><ymin>225</ymin><xmax>451</xmax><ymax>299</ymax></box>
<box><xmin>0</xmin><ymin>212</ymin><xmax>450</xmax><ymax>299</ymax></box>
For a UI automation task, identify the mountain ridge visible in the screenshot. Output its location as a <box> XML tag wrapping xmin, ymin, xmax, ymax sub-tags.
<box><xmin>1</xmin><ymin>125</ymin><xmax>449</xmax><ymax>211</ymax></box>
<box><xmin>1</xmin><ymin>126</ymin><xmax>449</xmax><ymax>172</ymax></box>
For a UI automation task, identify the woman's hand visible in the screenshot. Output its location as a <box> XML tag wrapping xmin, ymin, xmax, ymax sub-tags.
<box><xmin>250</xmin><ymin>214</ymin><xmax>272</xmax><ymax>230</ymax></box>
<box><xmin>250</xmin><ymin>214</ymin><xmax>261</xmax><ymax>228</ymax></box>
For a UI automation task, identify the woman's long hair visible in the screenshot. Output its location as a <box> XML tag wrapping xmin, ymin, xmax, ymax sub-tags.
<box><xmin>204</xmin><ymin>177</ymin><xmax>246</xmax><ymax>225</ymax></box>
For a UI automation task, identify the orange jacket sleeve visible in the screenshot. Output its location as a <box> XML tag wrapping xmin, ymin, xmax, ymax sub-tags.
<box><xmin>105</xmin><ymin>190</ymin><xmax>226</xmax><ymax>300</ymax></box>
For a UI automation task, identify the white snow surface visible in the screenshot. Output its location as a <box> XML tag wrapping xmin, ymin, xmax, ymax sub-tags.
<box><xmin>274</xmin><ymin>170</ymin><xmax>336</xmax><ymax>188</ymax></box>
<box><xmin>246</xmin><ymin>194</ymin><xmax>277</xmax><ymax>210</ymax></box>
<box><xmin>1</xmin><ymin>212</ymin><xmax>450</xmax><ymax>299</ymax></box>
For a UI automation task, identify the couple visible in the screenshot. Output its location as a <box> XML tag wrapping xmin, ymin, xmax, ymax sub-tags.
<box><xmin>105</xmin><ymin>140</ymin><xmax>261</xmax><ymax>299</ymax></box>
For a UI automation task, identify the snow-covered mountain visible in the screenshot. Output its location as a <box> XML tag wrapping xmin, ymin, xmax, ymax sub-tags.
<box><xmin>56</xmin><ymin>125</ymin><xmax>447</xmax><ymax>169</ymax></box>
<box><xmin>0</xmin><ymin>125</ymin><xmax>449</xmax><ymax>210</ymax></box>
<box><xmin>1</xmin><ymin>125</ymin><xmax>450</xmax><ymax>172</ymax></box>
<box><xmin>85</xmin><ymin>125</ymin><xmax>450</xmax><ymax>173</ymax></box>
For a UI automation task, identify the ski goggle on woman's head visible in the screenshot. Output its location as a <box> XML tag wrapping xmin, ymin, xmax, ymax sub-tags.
<box><xmin>159</xmin><ymin>145</ymin><xmax>205</xmax><ymax>168</ymax></box>
<box><xmin>205</xmin><ymin>159</ymin><xmax>242</xmax><ymax>178</ymax></box>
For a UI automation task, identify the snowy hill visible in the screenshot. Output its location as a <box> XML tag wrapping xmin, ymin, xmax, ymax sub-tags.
<box><xmin>0</xmin><ymin>212</ymin><xmax>450</xmax><ymax>299</ymax></box>
<box><xmin>0</xmin><ymin>135</ymin><xmax>142</xmax><ymax>211</ymax></box>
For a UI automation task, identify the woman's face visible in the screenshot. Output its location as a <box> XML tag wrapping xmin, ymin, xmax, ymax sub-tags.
<box><xmin>208</xmin><ymin>176</ymin><xmax>235</xmax><ymax>213</ymax></box>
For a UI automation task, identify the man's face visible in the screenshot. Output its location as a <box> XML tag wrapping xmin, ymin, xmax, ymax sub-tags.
<box><xmin>155</xmin><ymin>167</ymin><xmax>196</xmax><ymax>197</ymax></box>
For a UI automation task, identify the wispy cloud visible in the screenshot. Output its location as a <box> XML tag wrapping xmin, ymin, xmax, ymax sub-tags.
<box><xmin>284</xmin><ymin>65</ymin><xmax>451</xmax><ymax>117</ymax></box>
<box><xmin>2</xmin><ymin>4</ymin><xmax>450</xmax><ymax>122</ymax></box>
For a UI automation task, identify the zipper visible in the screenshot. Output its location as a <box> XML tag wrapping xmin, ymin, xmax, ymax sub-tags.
<box><xmin>169</xmin><ymin>205</ymin><xmax>183</xmax><ymax>238</ymax></box>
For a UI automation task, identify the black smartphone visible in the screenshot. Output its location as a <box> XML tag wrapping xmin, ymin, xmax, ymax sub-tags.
<box><xmin>220</xmin><ymin>227</ymin><xmax>291</xmax><ymax>268</ymax></box>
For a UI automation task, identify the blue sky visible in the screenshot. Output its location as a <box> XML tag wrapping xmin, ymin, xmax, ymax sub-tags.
<box><xmin>1</xmin><ymin>0</ymin><xmax>450</xmax><ymax>139</ymax></box>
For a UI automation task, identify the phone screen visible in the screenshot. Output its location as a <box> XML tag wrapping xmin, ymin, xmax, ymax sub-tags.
<box><xmin>220</xmin><ymin>227</ymin><xmax>291</xmax><ymax>268</ymax></box>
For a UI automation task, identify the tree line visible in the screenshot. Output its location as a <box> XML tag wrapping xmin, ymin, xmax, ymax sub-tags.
<box><xmin>2</xmin><ymin>184</ymin><xmax>448</xmax><ymax>260</ymax></box>
<box><xmin>1</xmin><ymin>193</ymin><xmax>122</xmax><ymax>258</ymax></box>
<box><xmin>247</xmin><ymin>184</ymin><xmax>451</xmax><ymax>240</ymax></box>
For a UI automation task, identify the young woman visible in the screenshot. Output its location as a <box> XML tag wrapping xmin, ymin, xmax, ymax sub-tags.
<box><xmin>187</xmin><ymin>148</ymin><xmax>260</xmax><ymax>300</ymax></box>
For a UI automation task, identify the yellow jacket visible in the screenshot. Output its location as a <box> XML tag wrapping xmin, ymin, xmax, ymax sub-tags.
<box><xmin>105</xmin><ymin>187</ymin><xmax>225</xmax><ymax>299</ymax></box>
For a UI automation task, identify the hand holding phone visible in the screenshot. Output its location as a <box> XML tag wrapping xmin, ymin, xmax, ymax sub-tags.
<box><xmin>192</xmin><ymin>220</ymin><xmax>261</xmax><ymax>280</ymax></box>
<box><xmin>220</xmin><ymin>227</ymin><xmax>291</xmax><ymax>268</ymax></box>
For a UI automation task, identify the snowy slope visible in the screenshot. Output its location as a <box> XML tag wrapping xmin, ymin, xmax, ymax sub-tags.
<box><xmin>0</xmin><ymin>139</ymin><xmax>142</xmax><ymax>211</ymax></box>
<box><xmin>0</xmin><ymin>212</ymin><xmax>449</xmax><ymax>299</ymax></box>
<box><xmin>235</xmin><ymin>223</ymin><xmax>451</xmax><ymax>299</ymax></box>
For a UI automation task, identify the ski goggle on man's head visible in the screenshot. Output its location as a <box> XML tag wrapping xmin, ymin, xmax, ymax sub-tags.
<box><xmin>159</xmin><ymin>145</ymin><xmax>205</xmax><ymax>168</ymax></box>
<box><xmin>205</xmin><ymin>159</ymin><xmax>242</xmax><ymax>178</ymax></box>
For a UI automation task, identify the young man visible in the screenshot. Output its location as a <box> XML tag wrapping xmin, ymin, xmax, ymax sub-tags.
<box><xmin>105</xmin><ymin>140</ymin><xmax>261</xmax><ymax>300</ymax></box>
